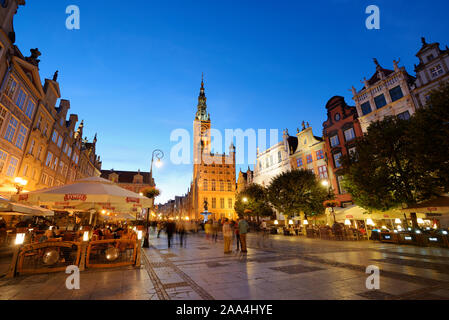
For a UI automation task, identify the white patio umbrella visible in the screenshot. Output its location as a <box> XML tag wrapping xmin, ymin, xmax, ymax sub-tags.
<box><xmin>10</xmin><ymin>176</ymin><xmax>152</xmax><ymax>214</ymax></box>
<box><xmin>0</xmin><ymin>196</ymin><xmax>54</xmax><ymax>216</ymax></box>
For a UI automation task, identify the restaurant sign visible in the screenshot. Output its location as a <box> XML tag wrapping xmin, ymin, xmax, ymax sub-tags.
<box><xmin>64</xmin><ymin>194</ymin><xmax>87</xmax><ymax>201</ymax></box>
<box><xmin>126</xmin><ymin>197</ymin><xmax>140</xmax><ymax>203</ymax></box>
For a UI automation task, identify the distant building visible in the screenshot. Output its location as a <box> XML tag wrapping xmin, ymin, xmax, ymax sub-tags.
<box><xmin>413</xmin><ymin>37</ymin><xmax>449</xmax><ymax>108</ymax></box>
<box><xmin>289</xmin><ymin>123</ymin><xmax>328</xmax><ymax>181</ymax></box>
<box><xmin>253</xmin><ymin>130</ymin><xmax>292</xmax><ymax>187</ymax></box>
<box><xmin>190</xmin><ymin>77</ymin><xmax>236</xmax><ymax>220</ymax></box>
<box><xmin>322</xmin><ymin>96</ymin><xmax>363</xmax><ymax>207</ymax></box>
<box><xmin>101</xmin><ymin>169</ymin><xmax>153</xmax><ymax>194</ymax></box>
<box><xmin>236</xmin><ymin>167</ymin><xmax>253</xmax><ymax>194</ymax></box>
<box><xmin>351</xmin><ymin>58</ymin><xmax>416</xmax><ymax>132</ymax></box>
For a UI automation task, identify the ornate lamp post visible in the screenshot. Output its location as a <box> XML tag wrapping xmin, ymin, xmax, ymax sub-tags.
<box><xmin>142</xmin><ymin>149</ymin><xmax>164</xmax><ymax>248</ymax></box>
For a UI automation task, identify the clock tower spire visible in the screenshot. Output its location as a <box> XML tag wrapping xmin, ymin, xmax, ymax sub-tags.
<box><xmin>195</xmin><ymin>73</ymin><xmax>210</xmax><ymax>121</ymax></box>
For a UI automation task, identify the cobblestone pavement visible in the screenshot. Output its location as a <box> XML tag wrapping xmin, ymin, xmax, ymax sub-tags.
<box><xmin>1</xmin><ymin>231</ymin><xmax>449</xmax><ymax>300</ymax></box>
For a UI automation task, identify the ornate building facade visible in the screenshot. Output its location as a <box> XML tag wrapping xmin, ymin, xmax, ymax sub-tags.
<box><xmin>412</xmin><ymin>37</ymin><xmax>449</xmax><ymax>108</ymax></box>
<box><xmin>190</xmin><ymin>77</ymin><xmax>236</xmax><ymax>220</ymax></box>
<box><xmin>322</xmin><ymin>96</ymin><xmax>363</xmax><ymax>207</ymax></box>
<box><xmin>0</xmin><ymin>1</ymin><xmax>101</xmax><ymax>196</ymax></box>
<box><xmin>236</xmin><ymin>167</ymin><xmax>253</xmax><ymax>194</ymax></box>
<box><xmin>253</xmin><ymin>131</ymin><xmax>292</xmax><ymax>188</ymax></box>
<box><xmin>351</xmin><ymin>59</ymin><xmax>417</xmax><ymax>132</ymax></box>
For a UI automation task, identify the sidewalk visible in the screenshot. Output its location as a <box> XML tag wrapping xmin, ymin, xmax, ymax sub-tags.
<box><xmin>1</xmin><ymin>230</ymin><xmax>449</xmax><ymax>300</ymax></box>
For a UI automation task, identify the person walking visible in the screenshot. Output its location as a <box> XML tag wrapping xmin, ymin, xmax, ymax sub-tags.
<box><xmin>238</xmin><ymin>216</ymin><xmax>249</xmax><ymax>253</ymax></box>
<box><xmin>179</xmin><ymin>221</ymin><xmax>187</xmax><ymax>248</ymax></box>
<box><xmin>166</xmin><ymin>220</ymin><xmax>176</xmax><ymax>248</ymax></box>
<box><xmin>212</xmin><ymin>219</ymin><xmax>219</xmax><ymax>242</ymax></box>
<box><xmin>234</xmin><ymin>218</ymin><xmax>241</xmax><ymax>251</ymax></box>
<box><xmin>222</xmin><ymin>218</ymin><xmax>232</xmax><ymax>254</ymax></box>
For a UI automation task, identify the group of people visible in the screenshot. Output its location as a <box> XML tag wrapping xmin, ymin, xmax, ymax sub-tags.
<box><xmin>155</xmin><ymin>220</ymin><xmax>200</xmax><ymax>248</ymax></box>
<box><xmin>204</xmin><ymin>217</ymin><xmax>249</xmax><ymax>253</ymax></box>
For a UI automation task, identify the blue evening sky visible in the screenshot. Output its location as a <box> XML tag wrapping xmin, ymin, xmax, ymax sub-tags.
<box><xmin>13</xmin><ymin>0</ymin><xmax>449</xmax><ymax>203</ymax></box>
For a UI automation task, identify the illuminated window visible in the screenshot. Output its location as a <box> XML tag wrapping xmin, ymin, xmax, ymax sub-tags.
<box><xmin>344</xmin><ymin>128</ymin><xmax>355</xmax><ymax>142</ymax></box>
<box><xmin>16</xmin><ymin>88</ymin><xmax>27</xmax><ymax>110</ymax></box>
<box><xmin>15</xmin><ymin>125</ymin><xmax>27</xmax><ymax>149</ymax></box>
<box><xmin>306</xmin><ymin>154</ymin><xmax>313</xmax><ymax>164</ymax></box>
<box><xmin>0</xmin><ymin>149</ymin><xmax>8</xmax><ymax>173</ymax></box>
<box><xmin>5</xmin><ymin>77</ymin><xmax>17</xmax><ymax>99</ymax></box>
<box><xmin>6</xmin><ymin>157</ymin><xmax>18</xmax><ymax>177</ymax></box>
<box><xmin>4</xmin><ymin>117</ymin><xmax>18</xmax><ymax>142</ymax></box>
<box><xmin>330</xmin><ymin>135</ymin><xmax>339</xmax><ymax>148</ymax></box>
<box><xmin>25</xmin><ymin>100</ymin><xmax>35</xmax><ymax>118</ymax></box>
<box><xmin>318</xmin><ymin>165</ymin><xmax>328</xmax><ymax>179</ymax></box>
<box><xmin>0</xmin><ymin>106</ymin><xmax>7</xmax><ymax>131</ymax></box>
<box><xmin>45</xmin><ymin>152</ymin><xmax>53</xmax><ymax>167</ymax></box>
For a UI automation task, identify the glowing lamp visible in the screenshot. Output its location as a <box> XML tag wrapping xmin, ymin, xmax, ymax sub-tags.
<box><xmin>442</xmin><ymin>231</ymin><xmax>448</xmax><ymax>235</ymax></box>
<box><xmin>344</xmin><ymin>219</ymin><xmax>351</xmax><ymax>226</ymax></box>
<box><xmin>415</xmin><ymin>230</ymin><xmax>421</xmax><ymax>234</ymax></box>
<box><xmin>366</xmin><ymin>218</ymin><xmax>375</xmax><ymax>226</ymax></box>
<box><xmin>303</xmin><ymin>220</ymin><xmax>309</xmax><ymax>225</ymax></box>
<box><xmin>274</xmin><ymin>220</ymin><xmax>279</xmax><ymax>225</ymax></box>
<box><xmin>15</xmin><ymin>233</ymin><xmax>26</xmax><ymax>245</ymax></box>
<box><xmin>395</xmin><ymin>218</ymin><xmax>401</xmax><ymax>224</ymax></box>
<box><xmin>321</xmin><ymin>180</ymin><xmax>329</xmax><ymax>187</ymax></box>
<box><xmin>83</xmin><ymin>231</ymin><xmax>89</xmax><ymax>241</ymax></box>
<box><xmin>288</xmin><ymin>220</ymin><xmax>293</xmax><ymax>225</ymax></box>
<box><xmin>155</xmin><ymin>159</ymin><xmax>163</xmax><ymax>168</ymax></box>
<box><xmin>381</xmin><ymin>226</ymin><xmax>387</xmax><ymax>229</ymax></box>
<box><xmin>417</xmin><ymin>218</ymin><xmax>424</xmax><ymax>224</ymax></box>
<box><xmin>137</xmin><ymin>230</ymin><xmax>143</xmax><ymax>240</ymax></box>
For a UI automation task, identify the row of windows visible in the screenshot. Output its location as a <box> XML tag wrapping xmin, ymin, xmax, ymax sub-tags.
<box><xmin>203</xmin><ymin>180</ymin><xmax>233</xmax><ymax>192</ymax></box>
<box><xmin>5</xmin><ymin>76</ymin><xmax>35</xmax><ymax>119</ymax></box>
<box><xmin>329</xmin><ymin>127</ymin><xmax>356</xmax><ymax>148</ymax></box>
<box><xmin>258</xmin><ymin>151</ymin><xmax>282</xmax><ymax>171</ymax></box>
<box><xmin>204</xmin><ymin>197</ymin><xmax>233</xmax><ymax>209</ymax></box>
<box><xmin>332</xmin><ymin>146</ymin><xmax>356</xmax><ymax>169</ymax></box>
<box><xmin>360</xmin><ymin>85</ymin><xmax>404</xmax><ymax>116</ymax></box>
<box><xmin>295</xmin><ymin>149</ymin><xmax>325</xmax><ymax>168</ymax></box>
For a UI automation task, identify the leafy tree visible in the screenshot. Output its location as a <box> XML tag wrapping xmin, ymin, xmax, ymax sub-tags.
<box><xmin>235</xmin><ymin>184</ymin><xmax>274</xmax><ymax>221</ymax></box>
<box><xmin>341</xmin><ymin>82</ymin><xmax>449</xmax><ymax>212</ymax></box>
<box><xmin>410</xmin><ymin>82</ymin><xmax>449</xmax><ymax>193</ymax></box>
<box><xmin>140</xmin><ymin>187</ymin><xmax>161</xmax><ymax>200</ymax></box>
<box><xmin>267</xmin><ymin>169</ymin><xmax>328</xmax><ymax>219</ymax></box>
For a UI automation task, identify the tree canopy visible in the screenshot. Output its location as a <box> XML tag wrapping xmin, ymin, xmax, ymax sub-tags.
<box><xmin>266</xmin><ymin>169</ymin><xmax>328</xmax><ymax>218</ymax></box>
<box><xmin>341</xmin><ymin>82</ymin><xmax>449</xmax><ymax>212</ymax></box>
<box><xmin>235</xmin><ymin>183</ymin><xmax>274</xmax><ymax>219</ymax></box>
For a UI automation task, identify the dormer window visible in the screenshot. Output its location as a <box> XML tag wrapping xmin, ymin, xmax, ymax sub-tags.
<box><xmin>426</xmin><ymin>54</ymin><xmax>434</xmax><ymax>62</ymax></box>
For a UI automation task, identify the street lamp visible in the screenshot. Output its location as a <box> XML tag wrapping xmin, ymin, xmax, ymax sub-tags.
<box><xmin>143</xmin><ymin>149</ymin><xmax>164</xmax><ymax>248</ymax></box>
<box><xmin>243</xmin><ymin>197</ymin><xmax>248</xmax><ymax>203</ymax></box>
<box><xmin>14</xmin><ymin>177</ymin><xmax>28</xmax><ymax>194</ymax></box>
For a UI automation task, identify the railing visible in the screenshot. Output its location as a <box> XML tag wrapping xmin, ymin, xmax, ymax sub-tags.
<box><xmin>17</xmin><ymin>241</ymin><xmax>81</xmax><ymax>275</ymax></box>
<box><xmin>6</xmin><ymin>238</ymin><xmax>141</xmax><ymax>277</ymax></box>
<box><xmin>86</xmin><ymin>239</ymin><xmax>137</xmax><ymax>268</ymax></box>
